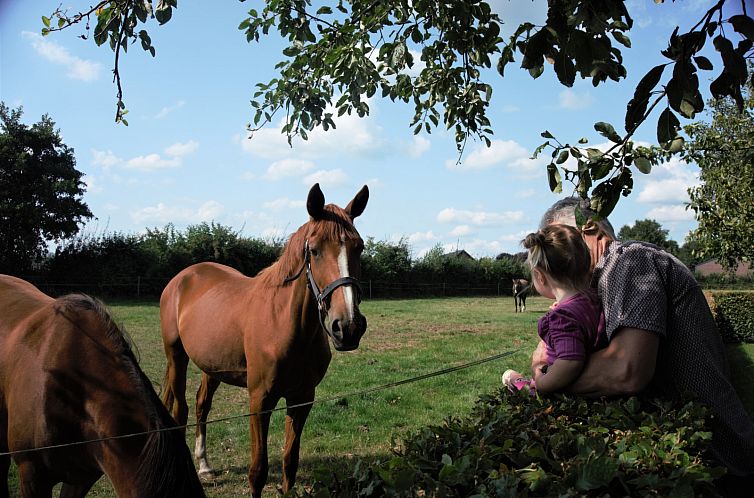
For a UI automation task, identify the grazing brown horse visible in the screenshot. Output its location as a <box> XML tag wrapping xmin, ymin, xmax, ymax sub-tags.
<box><xmin>160</xmin><ymin>183</ymin><xmax>369</xmax><ymax>497</ymax></box>
<box><xmin>0</xmin><ymin>275</ymin><xmax>205</xmax><ymax>498</ymax></box>
<box><xmin>512</xmin><ymin>278</ymin><xmax>530</xmax><ymax>312</ymax></box>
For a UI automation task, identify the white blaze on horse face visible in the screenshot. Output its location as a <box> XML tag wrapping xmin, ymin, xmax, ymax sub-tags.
<box><xmin>338</xmin><ymin>243</ymin><xmax>356</xmax><ymax>320</ymax></box>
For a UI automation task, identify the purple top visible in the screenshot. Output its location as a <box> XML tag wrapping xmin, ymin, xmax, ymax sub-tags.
<box><xmin>538</xmin><ymin>293</ymin><xmax>607</xmax><ymax>365</ymax></box>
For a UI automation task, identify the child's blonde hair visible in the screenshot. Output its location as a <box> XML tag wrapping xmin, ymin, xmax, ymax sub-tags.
<box><xmin>522</xmin><ymin>224</ymin><xmax>592</xmax><ymax>292</ymax></box>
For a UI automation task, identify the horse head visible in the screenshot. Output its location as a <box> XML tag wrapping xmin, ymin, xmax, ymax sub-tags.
<box><xmin>302</xmin><ymin>183</ymin><xmax>369</xmax><ymax>351</ymax></box>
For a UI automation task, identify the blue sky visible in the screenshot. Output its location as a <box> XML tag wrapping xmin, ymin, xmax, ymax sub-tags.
<box><xmin>0</xmin><ymin>1</ymin><xmax>738</xmax><ymax>258</ymax></box>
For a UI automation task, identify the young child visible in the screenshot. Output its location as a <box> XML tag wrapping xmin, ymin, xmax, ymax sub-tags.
<box><xmin>503</xmin><ymin>224</ymin><xmax>606</xmax><ymax>393</ymax></box>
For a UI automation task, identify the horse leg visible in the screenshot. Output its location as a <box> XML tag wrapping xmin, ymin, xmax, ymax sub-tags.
<box><xmin>0</xmin><ymin>454</ymin><xmax>8</xmax><ymax>498</ymax></box>
<box><xmin>194</xmin><ymin>373</ymin><xmax>221</xmax><ymax>478</ymax></box>
<box><xmin>248</xmin><ymin>391</ymin><xmax>275</xmax><ymax>498</ymax></box>
<box><xmin>161</xmin><ymin>340</ymin><xmax>190</xmax><ymax>430</ymax></box>
<box><xmin>282</xmin><ymin>395</ymin><xmax>314</xmax><ymax>493</ymax></box>
<box><xmin>16</xmin><ymin>462</ymin><xmax>54</xmax><ymax>497</ymax></box>
<box><xmin>521</xmin><ymin>295</ymin><xmax>526</xmax><ymax>312</ymax></box>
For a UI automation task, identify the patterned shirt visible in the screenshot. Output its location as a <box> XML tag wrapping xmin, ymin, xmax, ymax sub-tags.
<box><xmin>593</xmin><ymin>240</ymin><xmax>754</xmax><ymax>475</ymax></box>
<box><xmin>538</xmin><ymin>293</ymin><xmax>607</xmax><ymax>365</ymax></box>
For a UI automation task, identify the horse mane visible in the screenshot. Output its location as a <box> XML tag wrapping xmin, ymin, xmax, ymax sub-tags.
<box><xmin>257</xmin><ymin>204</ymin><xmax>360</xmax><ymax>288</ymax></box>
<box><xmin>54</xmin><ymin>294</ymin><xmax>206</xmax><ymax>497</ymax></box>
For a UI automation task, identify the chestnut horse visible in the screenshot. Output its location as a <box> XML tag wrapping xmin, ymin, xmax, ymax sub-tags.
<box><xmin>512</xmin><ymin>278</ymin><xmax>530</xmax><ymax>313</ymax></box>
<box><xmin>160</xmin><ymin>183</ymin><xmax>369</xmax><ymax>497</ymax></box>
<box><xmin>0</xmin><ymin>275</ymin><xmax>205</xmax><ymax>498</ymax></box>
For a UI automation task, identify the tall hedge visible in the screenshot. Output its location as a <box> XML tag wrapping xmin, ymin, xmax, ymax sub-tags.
<box><xmin>710</xmin><ymin>292</ymin><xmax>754</xmax><ymax>343</ymax></box>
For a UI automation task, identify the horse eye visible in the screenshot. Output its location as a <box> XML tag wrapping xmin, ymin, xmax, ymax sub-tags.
<box><xmin>310</xmin><ymin>247</ymin><xmax>320</xmax><ymax>257</ymax></box>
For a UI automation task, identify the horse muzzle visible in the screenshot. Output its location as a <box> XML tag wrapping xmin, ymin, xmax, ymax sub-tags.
<box><xmin>328</xmin><ymin>313</ymin><xmax>367</xmax><ymax>351</ymax></box>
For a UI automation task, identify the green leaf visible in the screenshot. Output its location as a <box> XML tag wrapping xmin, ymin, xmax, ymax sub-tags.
<box><xmin>668</xmin><ymin>136</ymin><xmax>685</xmax><ymax>153</ymax></box>
<box><xmin>693</xmin><ymin>55</ymin><xmax>713</xmax><ymax>70</ymax></box>
<box><xmin>657</xmin><ymin>108</ymin><xmax>680</xmax><ymax>144</ymax></box>
<box><xmin>556</xmin><ymin>150</ymin><xmax>569</xmax><ymax>164</ymax></box>
<box><xmin>42</xmin><ymin>16</ymin><xmax>51</xmax><ymax>28</ymax></box>
<box><xmin>547</xmin><ymin>163</ymin><xmax>563</xmax><ymax>193</ymax></box>
<box><xmin>613</xmin><ymin>31</ymin><xmax>631</xmax><ymax>48</ymax></box>
<box><xmin>541</xmin><ymin>130</ymin><xmax>554</xmax><ymax>139</ymax></box>
<box><xmin>729</xmin><ymin>15</ymin><xmax>754</xmax><ymax>42</ymax></box>
<box><xmin>594</xmin><ymin>121</ymin><xmax>622</xmax><ymax>143</ymax></box>
<box><xmin>634</xmin><ymin>156</ymin><xmax>652</xmax><ymax>174</ymax></box>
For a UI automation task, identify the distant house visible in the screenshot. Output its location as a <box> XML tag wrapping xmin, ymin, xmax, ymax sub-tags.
<box><xmin>443</xmin><ymin>249</ymin><xmax>475</xmax><ymax>261</ymax></box>
<box><xmin>694</xmin><ymin>259</ymin><xmax>752</xmax><ymax>277</ymax></box>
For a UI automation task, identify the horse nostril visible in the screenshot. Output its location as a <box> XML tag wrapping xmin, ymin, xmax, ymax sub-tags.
<box><xmin>330</xmin><ymin>319</ymin><xmax>343</xmax><ymax>339</ymax></box>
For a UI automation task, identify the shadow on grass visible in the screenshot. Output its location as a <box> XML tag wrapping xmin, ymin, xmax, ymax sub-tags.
<box><xmin>726</xmin><ymin>343</ymin><xmax>754</xmax><ymax>419</ymax></box>
<box><xmin>197</xmin><ymin>452</ymin><xmax>393</xmax><ymax>497</ymax></box>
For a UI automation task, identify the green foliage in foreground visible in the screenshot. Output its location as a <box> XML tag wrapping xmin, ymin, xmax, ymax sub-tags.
<box><xmin>298</xmin><ymin>390</ymin><xmax>724</xmax><ymax>497</ymax></box>
<box><xmin>712</xmin><ymin>292</ymin><xmax>754</xmax><ymax>344</ymax></box>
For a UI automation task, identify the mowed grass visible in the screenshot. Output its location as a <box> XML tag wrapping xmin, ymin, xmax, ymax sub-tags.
<box><xmin>7</xmin><ymin>296</ymin><xmax>754</xmax><ymax>497</ymax></box>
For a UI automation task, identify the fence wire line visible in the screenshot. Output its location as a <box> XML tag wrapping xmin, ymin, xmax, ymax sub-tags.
<box><xmin>0</xmin><ymin>349</ymin><xmax>519</xmax><ymax>458</ymax></box>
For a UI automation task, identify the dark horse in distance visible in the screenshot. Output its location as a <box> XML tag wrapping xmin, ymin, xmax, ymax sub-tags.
<box><xmin>0</xmin><ymin>275</ymin><xmax>205</xmax><ymax>498</ymax></box>
<box><xmin>160</xmin><ymin>183</ymin><xmax>369</xmax><ymax>497</ymax></box>
<box><xmin>512</xmin><ymin>278</ymin><xmax>530</xmax><ymax>312</ymax></box>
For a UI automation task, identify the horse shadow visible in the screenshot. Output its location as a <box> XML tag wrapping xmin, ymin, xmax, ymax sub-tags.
<box><xmin>201</xmin><ymin>453</ymin><xmax>391</xmax><ymax>495</ymax></box>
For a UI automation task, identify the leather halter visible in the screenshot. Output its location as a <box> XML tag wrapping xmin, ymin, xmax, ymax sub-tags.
<box><xmin>283</xmin><ymin>241</ymin><xmax>362</xmax><ymax>330</ymax></box>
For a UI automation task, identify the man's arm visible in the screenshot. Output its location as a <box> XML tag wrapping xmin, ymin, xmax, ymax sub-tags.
<box><xmin>534</xmin><ymin>358</ymin><xmax>584</xmax><ymax>393</ymax></box>
<box><xmin>565</xmin><ymin>327</ymin><xmax>659</xmax><ymax>397</ymax></box>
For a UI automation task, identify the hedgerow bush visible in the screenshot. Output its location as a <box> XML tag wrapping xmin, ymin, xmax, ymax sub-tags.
<box><xmin>711</xmin><ymin>292</ymin><xmax>754</xmax><ymax>343</ymax></box>
<box><xmin>299</xmin><ymin>389</ymin><xmax>724</xmax><ymax>497</ymax></box>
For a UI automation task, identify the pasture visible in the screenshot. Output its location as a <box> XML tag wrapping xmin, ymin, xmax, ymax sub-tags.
<box><xmin>8</xmin><ymin>296</ymin><xmax>754</xmax><ymax>497</ymax></box>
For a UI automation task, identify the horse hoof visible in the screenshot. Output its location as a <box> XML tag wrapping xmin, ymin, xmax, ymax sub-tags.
<box><xmin>198</xmin><ymin>468</ymin><xmax>215</xmax><ymax>481</ymax></box>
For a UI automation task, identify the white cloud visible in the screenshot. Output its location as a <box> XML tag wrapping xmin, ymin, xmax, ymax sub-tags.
<box><xmin>125</xmin><ymin>154</ymin><xmax>181</xmax><ymax>171</ymax></box>
<box><xmin>446</xmin><ymin>139</ymin><xmax>545</xmax><ymax>176</ymax></box>
<box><xmin>263</xmin><ymin>197</ymin><xmax>306</xmax><ymax>210</ymax></box>
<box><xmin>264</xmin><ymin>159</ymin><xmax>315</xmax><ymax>180</ymax></box>
<box><xmin>165</xmin><ymin>140</ymin><xmax>199</xmax><ymax>157</ymax></box>
<box><xmin>91</xmin><ymin>149</ymin><xmax>121</xmax><ymax>168</ymax></box>
<box><xmin>407</xmin><ymin>231</ymin><xmax>437</xmax><ymax>244</ymax></box>
<box><xmin>155</xmin><ymin>100</ymin><xmax>186</xmax><ymax>119</ymax></box>
<box><xmin>637</xmin><ymin>157</ymin><xmax>700</xmax><ymax>204</ymax></box>
<box><xmin>131</xmin><ymin>201</ymin><xmax>224</xmax><ymax>224</ymax></box>
<box><xmin>437</xmin><ymin>208</ymin><xmax>525</xmax><ymax>226</ymax></box>
<box><xmin>303</xmin><ymin>169</ymin><xmax>349</xmax><ymax>188</ymax></box>
<box><xmin>239</xmin><ymin>100</ymin><xmax>385</xmax><ymax>160</ymax></box>
<box><xmin>449</xmin><ymin>225</ymin><xmax>473</xmax><ymax>237</ymax></box>
<box><xmin>558</xmin><ymin>89</ymin><xmax>595</xmax><ymax>110</ymax></box>
<box><xmin>22</xmin><ymin>31</ymin><xmax>100</xmax><ymax>81</ymax></box>
<box><xmin>645</xmin><ymin>205</ymin><xmax>695</xmax><ymax>222</ymax></box>
<box><xmin>408</xmin><ymin>135</ymin><xmax>431</xmax><ymax>158</ymax></box>
<box><xmin>82</xmin><ymin>174</ymin><xmax>103</xmax><ymax>194</ymax></box>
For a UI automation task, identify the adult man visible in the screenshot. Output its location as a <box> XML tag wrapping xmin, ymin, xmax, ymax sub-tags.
<box><xmin>532</xmin><ymin>197</ymin><xmax>754</xmax><ymax>494</ymax></box>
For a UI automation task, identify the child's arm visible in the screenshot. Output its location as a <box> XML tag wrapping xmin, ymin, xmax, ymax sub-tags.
<box><xmin>533</xmin><ymin>358</ymin><xmax>584</xmax><ymax>393</ymax></box>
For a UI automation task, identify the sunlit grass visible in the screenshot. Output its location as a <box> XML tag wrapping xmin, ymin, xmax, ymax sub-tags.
<box><xmin>8</xmin><ymin>296</ymin><xmax>753</xmax><ymax>497</ymax></box>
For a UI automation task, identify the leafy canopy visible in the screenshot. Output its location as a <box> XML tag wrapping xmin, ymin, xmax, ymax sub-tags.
<box><xmin>618</xmin><ymin>218</ymin><xmax>680</xmax><ymax>254</ymax></box>
<box><xmin>44</xmin><ymin>1</ymin><xmax>754</xmax><ymax>218</ymax></box>
<box><xmin>0</xmin><ymin>104</ymin><xmax>94</xmax><ymax>273</ymax></box>
<box><xmin>682</xmin><ymin>66</ymin><xmax>754</xmax><ymax>272</ymax></box>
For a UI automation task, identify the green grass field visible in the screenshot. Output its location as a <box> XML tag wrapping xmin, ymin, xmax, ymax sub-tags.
<box><xmin>8</xmin><ymin>296</ymin><xmax>754</xmax><ymax>497</ymax></box>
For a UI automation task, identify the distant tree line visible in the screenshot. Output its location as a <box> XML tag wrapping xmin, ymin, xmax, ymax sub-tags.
<box><xmin>11</xmin><ymin>223</ymin><xmax>530</xmax><ymax>299</ymax></box>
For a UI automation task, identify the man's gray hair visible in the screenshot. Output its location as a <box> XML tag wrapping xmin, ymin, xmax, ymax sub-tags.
<box><xmin>539</xmin><ymin>196</ymin><xmax>616</xmax><ymax>238</ymax></box>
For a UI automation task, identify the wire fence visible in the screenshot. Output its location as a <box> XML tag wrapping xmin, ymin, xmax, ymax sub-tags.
<box><xmin>19</xmin><ymin>275</ymin><xmax>525</xmax><ymax>300</ymax></box>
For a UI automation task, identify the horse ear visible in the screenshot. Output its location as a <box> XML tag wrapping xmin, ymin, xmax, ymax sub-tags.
<box><xmin>345</xmin><ymin>185</ymin><xmax>369</xmax><ymax>220</ymax></box>
<box><xmin>307</xmin><ymin>183</ymin><xmax>325</xmax><ymax>219</ymax></box>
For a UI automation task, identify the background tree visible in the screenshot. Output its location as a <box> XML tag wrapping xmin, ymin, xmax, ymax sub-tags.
<box><xmin>0</xmin><ymin>104</ymin><xmax>93</xmax><ymax>274</ymax></box>
<box><xmin>682</xmin><ymin>66</ymin><xmax>754</xmax><ymax>272</ymax></box>
<box><xmin>617</xmin><ymin>219</ymin><xmax>680</xmax><ymax>254</ymax></box>
<box><xmin>46</xmin><ymin>1</ymin><xmax>754</xmax><ymax>219</ymax></box>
